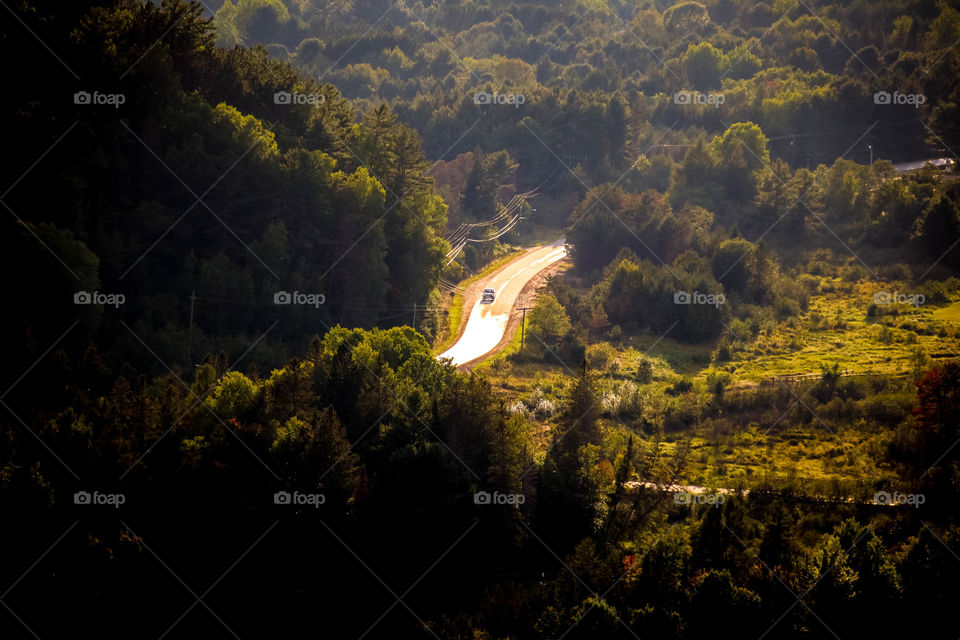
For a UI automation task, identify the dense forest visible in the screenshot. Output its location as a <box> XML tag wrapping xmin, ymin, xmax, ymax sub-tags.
<box><xmin>213</xmin><ymin>0</ymin><xmax>960</xmax><ymax>197</ymax></box>
<box><xmin>3</xmin><ymin>0</ymin><xmax>450</xmax><ymax>374</ymax></box>
<box><xmin>3</xmin><ymin>0</ymin><xmax>960</xmax><ymax>638</ymax></box>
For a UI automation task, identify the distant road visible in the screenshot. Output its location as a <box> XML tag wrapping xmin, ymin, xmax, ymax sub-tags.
<box><xmin>893</xmin><ymin>157</ymin><xmax>955</xmax><ymax>172</ymax></box>
<box><xmin>624</xmin><ymin>481</ymin><xmax>914</xmax><ymax>507</ymax></box>
<box><xmin>439</xmin><ymin>239</ymin><xmax>566</xmax><ymax>366</ymax></box>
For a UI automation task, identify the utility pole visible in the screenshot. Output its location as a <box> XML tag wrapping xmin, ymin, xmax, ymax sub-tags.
<box><xmin>188</xmin><ymin>289</ymin><xmax>197</xmax><ymax>363</ymax></box>
<box><xmin>517</xmin><ymin>299</ymin><xmax>533</xmax><ymax>354</ymax></box>
<box><xmin>412</xmin><ymin>302</ymin><xmax>417</xmax><ymax>329</ymax></box>
<box><xmin>868</xmin><ymin>144</ymin><xmax>873</xmax><ymax>166</ymax></box>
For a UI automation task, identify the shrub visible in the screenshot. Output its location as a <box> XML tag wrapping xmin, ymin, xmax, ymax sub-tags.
<box><xmin>586</xmin><ymin>342</ymin><xmax>618</xmax><ymax>371</ymax></box>
<box><xmin>877</xmin><ymin>326</ymin><xmax>895</xmax><ymax>344</ymax></box>
<box><xmin>774</xmin><ymin>297</ymin><xmax>801</xmax><ymax>320</ymax></box>
<box><xmin>637</xmin><ymin>358</ymin><xmax>654</xmax><ymax>384</ymax></box>
<box><xmin>666</xmin><ymin>378</ymin><xmax>694</xmax><ymax>396</ymax></box>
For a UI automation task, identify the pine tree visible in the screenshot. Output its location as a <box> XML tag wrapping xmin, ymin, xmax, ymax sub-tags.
<box><xmin>561</xmin><ymin>360</ymin><xmax>601</xmax><ymax>454</ymax></box>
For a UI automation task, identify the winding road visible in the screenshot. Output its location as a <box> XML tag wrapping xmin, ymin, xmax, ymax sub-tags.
<box><xmin>439</xmin><ymin>239</ymin><xmax>567</xmax><ymax>366</ymax></box>
<box><xmin>437</xmin><ymin>241</ymin><xmax>911</xmax><ymax>507</ymax></box>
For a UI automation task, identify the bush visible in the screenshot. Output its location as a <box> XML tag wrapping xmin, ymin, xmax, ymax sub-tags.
<box><xmin>774</xmin><ymin>297</ymin><xmax>801</xmax><ymax>320</ymax></box>
<box><xmin>863</xmin><ymin>393</ymin><xmax>913</xmax><ymax>426</ymax></box>
<box><xmin>797</xmin><ymin>273</ymin><xmax>820</xmax><ymax>294</ymax></box>
<box><xmin>637</xmin><ymin>358</ymin><xmax>654</xmax><ymax>384</ymax></box>
<box><xmin>586</xmin><ymin>342</ymin><xmax>617</xmax><ymax>371</ymax></box>
<box><xmin>843</xmin><ymin>264</ymin><xmax>869</xmax><ymax>282</ymax></box>
<box><xmin>881</xmin><ymin>263</ymin><xmax>913</xmax><ymax>280</ymax></box>
<box><xmin>918</xmin><ymin>280</ymin><xmax>951</xmax><ymax>305</ymax></box>
<box><xmin>877</xmin><ymin>326</ymin><xmax>895</xmax><ymax>344</ymax></box>
<box><xmin>600</xmin><ymin>381</ymin><xmax>643</xmax><ymax>418</ymax></box>
<box><xmin>715</xmin><ymin>340</ymin><xmax>733</xmax><ymax>362</ymax></box>
<box><xmin>524</xmin><ymin>387</ymin><xmax>557</xmax><ymax>418</ymax></box>
<box><xmin>666</xmin><ymin>378</ymin><xmax>694</xmax><ymax>396</ymax></box>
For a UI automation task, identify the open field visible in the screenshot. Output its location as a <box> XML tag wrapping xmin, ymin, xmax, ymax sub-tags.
<box><xmin>483</xmin><ymin>276</ymin><xmax>960</xmax><ymax>491</ymax></box>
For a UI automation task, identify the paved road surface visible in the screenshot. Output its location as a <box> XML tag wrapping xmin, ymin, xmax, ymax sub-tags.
<box><xmin>439</xmin><ymin>239</ymin><xmax>566</xmax><ymax>366</ymax></box>
<box><xmin>893</xmin><ymin>157</ymin><xmax>954</xmax><ymax>172</ymax></box>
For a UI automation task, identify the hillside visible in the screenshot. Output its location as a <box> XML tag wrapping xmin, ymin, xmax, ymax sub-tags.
<box><xmin>3</xmin><ymin>1</ymin><xmax>960</xmax><ymax>639</ymax></box>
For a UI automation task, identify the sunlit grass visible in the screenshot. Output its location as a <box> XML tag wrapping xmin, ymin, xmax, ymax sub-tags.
<box><xmin>933</xmin><ymin>300</ymin><xmax>960</xmax><ymax>323</ymax></box>
<box><xmin>478</xmin><ymin>275</ymin><xmax>959</xmax><ymax>492</ymax></box>
<box><xmin>724</xmin><ymin>279</ymin><xmax>960</xmax><ymax>381</ymax></box>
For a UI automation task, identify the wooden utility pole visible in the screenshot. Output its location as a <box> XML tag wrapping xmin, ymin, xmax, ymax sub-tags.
<box><xmin>413</xmin><ymin>302</ymin><xmax>417</xmax><ymax>329</ymax></box>
<box><xmin>518</xmin><ymin>305</ymin><xmax>533</xmax><ymax>353</ymax></box>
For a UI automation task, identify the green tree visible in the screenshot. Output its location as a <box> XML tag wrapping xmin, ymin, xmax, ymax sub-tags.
<box><xmin>663</xmin><ymin>1</ymin><xmax>710</xmax><ymax>36</ymax></box>
<box><xmin>681</xmin><ymin>42</ymin><xmax>728</xmax><ymax>90</ymax></box>
<box><xmin>712</xmin><ymin>122</ymin><xmax>770</xmax><ymax>173</ymax></box>
<box><xmin>538</xmin><ymin>362</ymin><xmax>608</xmax><ymax>546</ymax></box>
<box><xmin>460</xmin><ymin>148</ymin><xmax>518</xmax><ymax>220</ymax></box>
<box><xmin>206</xmin><ymin>371</ymin><xmax>258</xmax><ymax>419</ymax></box>
<box><xmin>687</xmin><ymin>569</ymin><xmax>764</xmax><ymax>638</ymax></box>
<box><xmin>711</xmin><ymin>238</ymin><xmax>755</xmax><ymax>294</ymax></box>
<box><xmin>566</xmin><ymin>595</ymin><xmax>620</xmax><ymax>638</ymax></box>
<box><xmin>604</xmin><ymin>94</ymin><xmax>630</xmax><ymax>165</ymax></box>
<box><xmin>528</xmin><ymin>293</ymin><xmax>572</xmax><ymax>348</ymax></box>
<box><xmin>669</xmin><ymin>136</ymin><xmax>719</xmax><ymax>209</ymax></box>
<box><xmin>235</xmin><ymin>0</ymin><xmax>290</xmax><ymax>43</ymax></box>
<box><xmin>912</xmin><ymin>191</ymin><xmax>960</xmax><ymax>269</ymax></box>
<box><xmin>270</xmin><ymin>405</ymin><xmax>359</xmax><ymax>507</ymax></box>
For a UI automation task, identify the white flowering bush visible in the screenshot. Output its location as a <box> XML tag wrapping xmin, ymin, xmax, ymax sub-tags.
<box><xmin>520</xmin><ymin>387</ymin><xmax>557</xmax><ymax>418</ymax></box>
<box><xmin>507</xmin><ymin>400</ymin><xmax>527</xmax><ymax>415</ymax></box>
<box><xmin>600</xmin><ymin>391</ymin><xmax>621</xmax><ymax>415</ymax></box>
<box><xmin>533</xmin><ymin>397</ymin><xmax>557</xmax><ymax>417</ymax></box>
<box><xmin>600</xmin><ymin>381</ymin><xmax>643</xmax><ymax>418</ymax></box>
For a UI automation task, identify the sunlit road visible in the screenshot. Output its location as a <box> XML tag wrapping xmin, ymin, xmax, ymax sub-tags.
<box><xmin>439</xmin><ymin>239</ymin><xmax>566</xmax><ymax>366</ymax></box>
